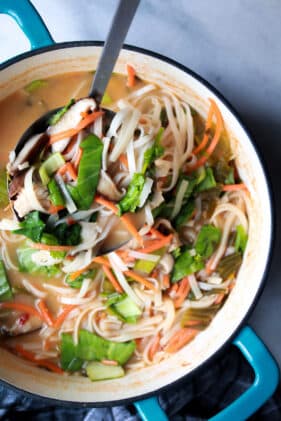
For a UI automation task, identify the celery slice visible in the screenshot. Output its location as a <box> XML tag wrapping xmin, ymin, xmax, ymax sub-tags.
<box><xmin>86</xmin><ymin>361</ymin><xmax>124</xmax><ymax>381</ymax></box>
<box><xmin>39</xmin><ymin>153</ymin><xmax>65</xmax><ymax>185</ymax></box>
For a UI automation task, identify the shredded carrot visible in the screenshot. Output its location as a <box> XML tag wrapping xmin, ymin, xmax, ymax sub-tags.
<box><xmin>101</xmin><ymin>359</ymin><xmax>118</xmax><ymax>366</ymax></box>
<box><xmin>121</xmin><ymin>214</ymin><xmax>143</xmax><ymax>246</ymax></box>
<box><xmin>54</xmin><ymin>305</ymin><xmax>76</xmax><ymax>328</ymax></box>
<box><xmin>222</xmin><ymin>183</ymin><xmax>247</xmax><ymax>192</ymax></box>
<box><xmin>31</xmin><ymin>243</ymin><xmax>73</xmax><ymax>252</ymax></box>
<box><xmin>68</xmin><ymin>256</ymin><xmax>109</xmax><ymax>282</ymax></box>
<box><xmin>102</xmin><ymin>265</ymin><xmax>123</xmax><ymax>293</ymax></box>
<box><xmin>0</xmin><ymin>302</ymin><xmax>42</xmax><ymax>320</ymax></box>
<box><xmin>188</xmin><ymin>99</ymin><xmax>223</xmax><ymax>171</ymax></box>
<box><xmin>117</xmin><ymin>250</ymin><xmax>135</xmax><ymax>263</ymax></box>
<box><xmin>63</xmin><ymin>136</ymin><xmax>77</xmax><ymax>154</ymax></box>
<box><xmin>136</xmin><ymin>234</ymin><xmax>173</xmax><ymax>254</ymax></box>
<box><xmin>192</xmin><ymin>102</ymin><xmax>214</xmax><ymax>155</ymax></box>
<box><xmin>37</xmin><ymin>300</ymin><xmax>54</xmax><ymax>327</ymax></box>
<box><xmin>164</xmin><ymin>328</ymin><xmax>198</xmax><ymax>353</ymax></box>
<box><xmin>95</xmin><ymin>195</ymin><xmax>118</xmax><ymax>213</ymax></box>
<box><xmin>48</xmin><ymin>205</ymin><xmax>65</xmax><ymax>214</ymax></box>
<box><xmin>14</xmin><ymin>345</ymin><xmax>64</xmax><ymax>374</ymax></box>
<box><xmin>74</xmin><ymin>147</ymin><xmax>83</xmax><ymax>169</ymax></box>
<box><xmin>92</xmin><ymin>256</ymin><xmax>110</xmax><ymax>267</ymax></box>
<box><xmin>127</xmin><ymin>64</ymin><xmax>136</xmax><ymax>88</ymax></box>
<box><xmin>148</xmin><ymin>333</ymin><xmax>161</xmax><ymax>360</ymax></box>
<box><xmin>174</xmin><ymin>277</ymin><xmax>190</xmax><ymax>308</ymax></box>
<box><xmin>162</xmin><ymin>274</ymin><xmax>170</xmax><ymax>289</ymax></box>
<box><xmin>124</xmin><ymin>270</ymin><xmax>156</xmax><ymax>291</ymax></box>
<box><xmin>169</xmin><ymin>283</ymin><xmax>179</xmax><ymax>295</ymax></box>
<box><xmin>49</xmin><ymin>111</ymin><xmax>104</xmax><ymax>144</ymax></box>
<box><xmin>214</xmin><ymin>293</ymin><xmax>225</xmax><ymax>305</ymax></box>
<box><xmin>149</xmin><ymin>226</ymin><xmax>165</xmax><ymax>239</ymax></box>
<box><xmin>95</xmin><ymin>195</ymin><xmax>143</xmax><ymax>245</ymax></box>
<box><xmin>119</xmin><ymin>153</ymin><xmax>128</xmax><ymax>168</ymax></box>
<box><xmin>57</xmin><ymin>162</ymin><xmax>77</xmax><ymax>180</ymax></box>
<box><xmin>205</xmin><ymin>257</ymin><xmax>215</xmax><ymax>275</ymax></box>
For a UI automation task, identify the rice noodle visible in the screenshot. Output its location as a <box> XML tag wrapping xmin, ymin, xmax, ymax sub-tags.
<box><xmin>171</xmin><ymin>179</ymin><xmax>189</xmax><ymax>219</ymax></box>
<box><xmin>22</xmin><ymin>279</ymin><xmax>47</xmax><ymax>298</ymax></box>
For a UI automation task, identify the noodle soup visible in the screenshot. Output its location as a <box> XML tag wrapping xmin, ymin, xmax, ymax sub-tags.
<box><xmin>0</xmin><ymin>67</ymin><xmax>249</xmax><ymax>381</ymax></box>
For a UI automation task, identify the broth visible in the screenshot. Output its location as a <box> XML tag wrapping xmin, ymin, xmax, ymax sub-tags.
<box><xmin>0</xmin><ymin>69</ymin><xmax>249</xmax><ymax>381</ymax></box>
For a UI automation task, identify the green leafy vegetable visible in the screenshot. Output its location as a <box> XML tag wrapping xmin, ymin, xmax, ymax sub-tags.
<box><xmin>77</xmin><ymin>330</ymin><xmax>136</xmax><ymax>364</ymax></box>
<box><xmin>0</xmin><ymin>168</ymin><xmax>8</xmax><ymax>207</ymax></box>
<box><xmin>196</xmin><ymin>167</ymin><xmax>216</xmax><ymax>192</ymax></box>
<box><xmin>213</xmin><ymin>160</ymin><xmax>234</xmax><ymax>185</ymax></box>
<box><xmin>69</xmin><ymin>134</ymin><xmax>103</xmax><ymax>210</ymax></box>
<box><xmin>86</xmin><ymin>361</ymin><xmax>124</xmax><ymax>381</ymax></box>
<box><xmin>39</xmin><ymin>152</ymin><xmax>65</xmax><ymax>185</ymax></box>
<box><xmin>13</xmin><ymin>211</ymin><xmax>45</xmax><ymax>243</ymax></box>
<box><xmin>217</xmin><ymin>252</ymin><xmax>242</xmax><ymax>280</ymax></box>
<box><xmin>107</xmin><ymin>340</ymin><xmax>136</xmax><ymax>365</ymax></box>
<box><xmin>66</xmin><ymin>269</ymin><xmax>96</xmax><ymax>289</ymax></box>
<box><xmin>235</xmin><ymin>225</ymin><xmax>248</xmax><ymax>254</ymax></box>
<box><xmin>60</xmin><ymin>333</ymin><xmax>83</xmax><ymax>372</ymax></box>
<box><xmin>24</xmin><ymin>79</ymin><xmax>47</xmax><ymax>93</ymax></box>
<box><xmin>142</xmin><ymin>128</ymin><xmax>164</xmax><ymax>173</ymax></box>
<box><xmin>174</xmin><ymin>200</ymin><xmax>195</xmax><ymax>229</ymax></box>
<box><xmin>195</xmin><ymin>224</ymin><xmax>221</xmax><ymax>259</ymax></box>
<box><xmin>48</xmin><ymin>178</ymin><xmax>65</xmax><ymax>206</ymax></box>
<box><xmin>225</xmin><ymin>168</ymin><xmax>235</xmax><ymax>185</ymax></box>
<box><xmin>52</xmin><ymin>222</ymin><xmax>81</xmax><ymax>246</ymax></box>
<box><xmin>117</xmin><ymin>173</ymin><xmax>145</xmax><ymax>215</ymax></box>
<box><xmin>40</xmin><ymin>233</ymin><xmax>65</xmax><ymax>259</ymax></box>
<box><xmin>171</xmin><ymin>247</ymin><xmax>204</xmax><ymax>283</ymax></box>
<box><xmin>0</xmin><ymin>260</ymin><xmax>12</xmax><ymax>301</ymax></box>
<box><xmin>60</xmin><ymin>330</ymin><xmax>136</xmax><ymax>369</ymax></box>
<box><xmin>49</xmin><ymin>99</ymin><xmax>75</xmax><ymax>126</ymax></box>
<box><xmin>17</xmin><ymin>243</ymin><xmax>60</xmax><ymax>277</ymax></box>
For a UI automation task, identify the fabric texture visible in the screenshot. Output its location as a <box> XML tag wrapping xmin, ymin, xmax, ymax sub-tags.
<box><xmin>0</xmin><ymin>344</ymin><xmax>280</xmax><ymax>420</ymax></box>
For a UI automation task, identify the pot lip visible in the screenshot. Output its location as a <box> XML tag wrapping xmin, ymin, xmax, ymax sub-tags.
<box><xmin>0</xmin><ymin>41</ymin><xmax>275</xmax><ymax>407</ymax></box>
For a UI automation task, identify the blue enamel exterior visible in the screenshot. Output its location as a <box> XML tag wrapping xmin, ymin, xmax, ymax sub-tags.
<box><xmin>0</xmin><ymin>0</ymin><xmax>54</xmax><ymax>50</ymax></box>
<box><xmin>134</xmin><ymin>327</ymin><xmax>279</xmax><ymax>421</ymax></box>
<box><xmin>0</xmin><ymin>2</ymin><xmax>279</xmax><ymax>420</ymax></box>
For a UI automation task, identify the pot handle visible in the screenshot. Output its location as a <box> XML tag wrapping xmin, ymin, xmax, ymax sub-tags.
<box><xmin>134</xmin><ymin>326</ymin><xmax>279</xmax><ymax>421</ymax></box>
<box><xmin>0</xmin><ymin>0</ymin><xmax>54</xmax><ymax>51</ymax></box>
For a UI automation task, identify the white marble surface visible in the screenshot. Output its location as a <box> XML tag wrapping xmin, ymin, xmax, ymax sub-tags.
<box><xmin>0</xmin><ymin>0</ymin><xmax>281</xmax><ymax>366</ymax></box>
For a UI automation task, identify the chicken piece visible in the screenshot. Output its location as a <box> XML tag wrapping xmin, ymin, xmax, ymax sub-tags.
<box><xmin>0</xmin><ymin>294</ymin><xmax>42</xmax><ymax>337</ymax></box>
<box><xmin>12</xmin><ymin>167</ymin><xmax>50</xmax><ymax>218</ymax></box>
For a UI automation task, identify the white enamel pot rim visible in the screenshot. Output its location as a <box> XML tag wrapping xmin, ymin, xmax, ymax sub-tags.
<box><xmin>0</xmin><ymin>41</ymin><xmax>274</xmax><ymax>407</ymax></box>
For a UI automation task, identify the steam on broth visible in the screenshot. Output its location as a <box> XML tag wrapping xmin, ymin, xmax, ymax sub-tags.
<box><xmin>0</xmin><ymin>68</ymin><xmax>249</xmax><ymax>381</ymax></box>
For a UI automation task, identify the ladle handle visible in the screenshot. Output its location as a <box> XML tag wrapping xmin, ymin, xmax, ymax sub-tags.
<box><xmin>89</xmin><ymin>0</ymin><xmax>140</xmax><ymax>104</ymax></box>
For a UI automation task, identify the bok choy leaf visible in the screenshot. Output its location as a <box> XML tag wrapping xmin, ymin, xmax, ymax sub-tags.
<box><xmin>69</xmin><ymin>134</ymin><xmax>103</xmax><ymax>210</ymax></box>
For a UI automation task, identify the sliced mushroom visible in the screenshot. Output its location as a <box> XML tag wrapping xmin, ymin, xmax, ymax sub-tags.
<box><xmin>8</xmin><ymin>170</ymin><xmax>27</xmax><ymax>199</ymax></box>
<box><xmin>97</xmin><ymin>170</ymin><xmax>124</xmax><ymax>201</ymax></box>
<box><xmin>7</xmin><ymin>133</ymin><xmax>48</xmax><ymax>176</ymax></box>
<box><xmin>48</xmin><ymin>98</ymin><xmax>96</xmax><ymax>153</ymax></box>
